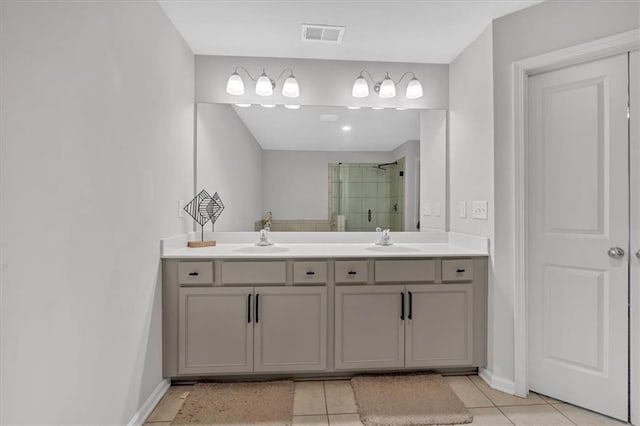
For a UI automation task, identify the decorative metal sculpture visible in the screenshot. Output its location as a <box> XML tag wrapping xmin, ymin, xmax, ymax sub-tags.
<box><xmin>183</xmin><ymin>189</ymin><xmax>225</xmax><ymax>247</ymax></box>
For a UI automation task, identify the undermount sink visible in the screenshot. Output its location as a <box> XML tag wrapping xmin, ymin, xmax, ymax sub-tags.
<box><xmin>233</xmin><ymin>246</ymin><xmax>291</xmax><ymax>253</ymax></box>
<box><xmin>366</xmin><ymin>245</ymin><xmax>422</xmax><ymax>253</ymax></box>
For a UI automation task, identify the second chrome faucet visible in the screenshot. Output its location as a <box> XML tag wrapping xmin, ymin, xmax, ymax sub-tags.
<box><xmin>375</xmin><ymin>227</ymin><xmax>393</xmax><ymax>246</ymax></box>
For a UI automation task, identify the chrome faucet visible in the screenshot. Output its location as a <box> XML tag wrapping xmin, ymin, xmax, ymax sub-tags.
<box><xmin>375</xmin><ymin>227</ymin><xmax>393</xmax><ymax>246</ymax></box>
<box><xmin>255</xmin><ymin>227</ymin><xmax>274</xmax><ymax>246</ymax></box>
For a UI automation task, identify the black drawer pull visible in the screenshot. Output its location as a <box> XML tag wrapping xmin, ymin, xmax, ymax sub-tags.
<box><xmin>348</xmin><ymin>271</ymin><xmax>357</xmax><ymax>275</ymax></box>
<box><xmin>188</xmin><ymin>272</ymin><xmax>199</xmax><ymax>276</ymax></box>
<box><xmin>247</xmin><ymin>294</ymin><xmax>252</xmax><ymax>323</ymax></box>
<box><xmin>400</xmin><ymin>292</ymin><xmax>405</xmax><ymax>320</ymax></box>
<box><xmin>306</xmin><ymin>271</ymin><xmax>315</xmax><ymax>276</ymax></box>
<box><xmin>255</xmin><ymin>294</ymin><xmax>260</xmax><ymax>323</ymax></box>
<box><xmin>456</xmin><ymin>268</ymin><xmax>466</xmax><ymax>273</ymax></box>
<box><xmin>408</xmin><ymin>291</ymin><xmax>413</xmax><ymax>320</ymax></box>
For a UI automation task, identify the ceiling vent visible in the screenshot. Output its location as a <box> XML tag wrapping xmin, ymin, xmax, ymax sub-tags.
<box><xmin>301</xmin><ymin>24</ymin><xmax>345</xmax><ymax>44</ymax></box>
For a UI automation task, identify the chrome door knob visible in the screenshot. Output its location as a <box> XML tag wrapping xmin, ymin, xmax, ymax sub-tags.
<box><xmin>608</xmin><ymin>247</ymin><xmax>625</xmax><ymax>259</ymax></box>
<box><xmin>636</xmin><ymin>250</ymin><xmax>640</xmax><ymax>260</ymax></box>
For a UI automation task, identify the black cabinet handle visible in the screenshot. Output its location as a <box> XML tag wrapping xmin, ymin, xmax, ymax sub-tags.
<box><xmin>306</xmin><ymin>271</ymin><xmax>315</xmax><ymax>276</ymax></box>
<box><xmin>255</xmin><ymin>294</ymin><xmax>260</xmax><ymax>323</ymax></box>
<box><xmin>348</xmin><ymin>271</ymin><xmax>357</xmax><ymax>275</ymax></box>
<box><xmin>400</xmin><ymin>292</ymin><xmax>405</xmax><ymax>320</ymax></box>
<box><xmin>368</xmin><ymin>209</ymin><xmax>372</xmax><ymax>222</ymax></box>
<box><xmin>408</xmin><ymin>291</ymin><xmax>413</xmax><ymax>320</ymax></box>
<box><xmin>456</xmin><ymin>268</ymin><xmax>466</xmax><ymax>273</ymax></box>
<box><xmin>188</xmin><ymin>272</ymin><xmax>199</xmax><ymax>276</ymax></box>
<box><xmin>247</xmin><ymin>294</ymin><xmax>252</xmax><ymax>323</ymax></box>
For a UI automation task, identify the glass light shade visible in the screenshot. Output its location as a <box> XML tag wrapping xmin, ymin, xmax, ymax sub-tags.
<box><xmin>284</xmin><ymin>104</ymin><xmax>300</xmax><ymax>110</ymax></box>
<box><xmin>352</xmin><ymin>76</ymin><xmax>369</xmax><ymax>98</ymax></box>
<box><xmin>226</xmin><ymin>72</ymin><xmax>245</xmax><ymax>96</ymax></box>
<box><xmin>260</xmin><ymin>104</ymin><xmax>276</xmax><ymax>108</ymax></box>
<box><xmin>282</xmin><ymin>76</ymin><xmax>300</xmax><ymax>98</ymax></box>
<box><xmin>406</xmin><ymin>77</ymin><xmax>423</xmax><ymax>99</ymax></box>
<box><xmin>255</xmin><ymin>74</ymin><xmax>273</xmax><ymax>96</ymax></box>
<box><xmin>235</xmin><ymin>103</ymin><xmax>252</xmax><ymax>107</ymax></box>
<box><xmin>378</xmin><ymin>77</ymin><xmax>396</xmax><ymax>98</ymax></box>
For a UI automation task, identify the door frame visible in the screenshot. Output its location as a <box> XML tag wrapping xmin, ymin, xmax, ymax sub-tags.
<box><xmin>511</xmin><ymin>29</ymin><xmax>640</xmax><ymax>422</ymax></box>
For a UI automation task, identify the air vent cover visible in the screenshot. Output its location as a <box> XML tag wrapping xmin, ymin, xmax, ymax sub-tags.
<box><xmin>301</xmin><ymin>24</ymin><xmax>345</xmax><ymax>44</ymax></box>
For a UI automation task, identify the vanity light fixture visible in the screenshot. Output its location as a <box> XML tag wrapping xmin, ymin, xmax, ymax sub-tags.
<box><xmin>260</xmin><ymin>104</ymin><xmax>276</xmax><ymax>108</ymax></box>
<box><xmin>226</xmin><ymin>67</ymin><xmax>300</xmax><ymax>98</ymax></box>
<box><xmin>284</xmin><ymin>104</ymin><xmax>301</xmax><ymax>110</ymax></box>
<box><xmin>235</xmin><ymin>103</ymin><xmax>252</xmax><ymax>108</ymax></box>
<box><xmin>371</xmin><ymin>107</ymin><xmax>384</xmax><ymax>110</ymax></box>
<box><xmin>347</xmin><ymin>106</ymin><xmax>361</xmax><ymax>110</ymax></box>
<box><xmin>396</xmin><ymin>107</ymin><xmax>407</xmax><ymax>111</ymax></box>
<box><xmin>351</xmin><ymin>71</ymin><xmax>423</xmax><ymax>100</ymax></box>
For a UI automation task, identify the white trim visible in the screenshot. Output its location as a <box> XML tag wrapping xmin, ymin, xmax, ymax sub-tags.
<box><xmin>127</xmin><ymin>379</ymin><xmax>171</xmax><ymax>426</ymax></box>
<box><xmin>479</xmin><ymin>367</ymin><xmax>515</xmax><ymax>395</ymax></box>
<box><xmin>513</xmin><ymin>29</ymin><xmax>640</xmax><ymax>403</ymax></box>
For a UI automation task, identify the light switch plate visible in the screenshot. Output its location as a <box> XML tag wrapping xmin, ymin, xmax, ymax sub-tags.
<box><xmin>433</xmin><ymin>202</ymin><xmax>441</xmax><ymax>217</ymax></box>
<box><xmin>472</xmin><ymin>201</ymin><xmax>488</xmax><ymax>220</ymax></box>
<box><xmin>459</xmin><ymin>201</ymin><xmax>467</xmax><ymax>218</ymax></box>
<box><xmin>422</xmin><ymin>202</ymin><xmax>432</xmax><ymax>216</ymax></box>
<box><xmin>178</xmin><ymin>200</ymin><xmax>185</xmax><ymax>218</ymax></box>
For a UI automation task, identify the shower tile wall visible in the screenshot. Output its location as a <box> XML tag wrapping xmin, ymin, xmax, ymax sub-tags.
<box><xmin>329</xmin><ymin>161</ymin><xmax>405</xmax><ymax>232</ymax></box>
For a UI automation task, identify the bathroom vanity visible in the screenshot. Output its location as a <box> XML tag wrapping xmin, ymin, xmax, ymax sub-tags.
<box><xmin>162</xmin><ymin>238</ymin><xmax>488</xmax><ymax>380</ymax></box>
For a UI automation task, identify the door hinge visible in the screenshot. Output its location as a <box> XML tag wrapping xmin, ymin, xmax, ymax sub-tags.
<box><xmin>627</xmin><ymin>106</ymin><xmax>630</xmax><ymax>119</ymax></box>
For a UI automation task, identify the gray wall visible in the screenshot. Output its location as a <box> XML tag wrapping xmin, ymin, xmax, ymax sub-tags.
<box><xmin>0</xmin><ymin>1</ymin><xmax>194</xmax><ymax>423</ymax></box>
<box><xmin>491</xmin><ymin>0</ymin><xmax>639</xmax><ymax>384</ymax></box>
<box><xmin>419</xmin><ymin>110</ymin><xmax>448</xmax><ymax>231</ymax></box>
<box><xmin>195</xmin><ymin>55</ymin><xmax>449</xmax><ymax>109</ymax></box>
<box><xmin>196</xmin><ymin>103</ymin><xmax>263</xmax><ymax>231</ymax></box>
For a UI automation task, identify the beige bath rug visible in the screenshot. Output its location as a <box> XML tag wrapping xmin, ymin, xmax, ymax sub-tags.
<box><xmin>171</xmin><ymin>380</ymin><xmax>294</xmax><ymax>425</ymax></box>
<box><xmin>351</xmin><ymin>374</ymin><xmax>472</xmax><ymax>425</ymax></box>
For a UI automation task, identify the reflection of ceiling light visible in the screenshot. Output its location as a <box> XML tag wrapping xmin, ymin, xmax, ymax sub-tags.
<box><xmin>341</xmin><ymin>125</ymin><xmax>352</xmax><ymax>132</ymax></box>
<box><xmin>347</xmin><ymin>106</ymin><xmax>361</xmax><ymax>110</ymax></box>
<box><xmin>235</xmin><ymin>103</ymin><xmax>252</xmax><ymax>107</ymax></box>
<box><xmin>320</xmin><ymin>114</ymin><xmax>339</xmax><ymax>122</ymax></box>
<box><xmin>260</xmin><ymin>104</ymin><xmax>276</xmax><ymax>108</ymax></box>
<box><xmin>351</xmin><ymin>70</ymin><xmax>423</xmax><ymax>100</ymax></box>
<box><xmin>396</xmin><ymin>107</ymin><xmax>407</xmax><ymax>111</ymax></box>
<box><xmin>284</xmin><ymin>104</ymin><xmax>300</xmax><ymax>110</ymax></box>
<box><xmin>225</xmin><ymin>67</ymin><xmax>300</xmax><ymax>98</ymax></box>
<box><xmin>371</xmin><ymin>107</ymin><xmax>384</xmax><ymax>110</ymax></box>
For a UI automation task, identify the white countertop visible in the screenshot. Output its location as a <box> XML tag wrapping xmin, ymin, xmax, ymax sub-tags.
<box><xmin>161</xmin><ymin>242</ymin><xmax>488</xmax><ymax>259</ymax></box>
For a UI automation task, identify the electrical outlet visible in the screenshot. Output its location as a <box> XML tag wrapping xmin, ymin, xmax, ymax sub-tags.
<box><xmin>472</xmin><ymin>201</ymin><xmax>488</xmax><ymax>220</ymax></box>
<box><xmin>459</xmin><ymin>201</ymin><xmax>467</xmax><ymax>218</ymax></box>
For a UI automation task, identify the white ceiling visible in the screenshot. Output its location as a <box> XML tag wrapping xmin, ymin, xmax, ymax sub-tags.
<box><xmin>159</xmin><ymin>0</ymin><xmax>541</xmax><ymax>64</ymax></box>
<box><xmin>232</xmin><ymin>105</ymin><xmax>420</xmax><ymax>151</ymax></box>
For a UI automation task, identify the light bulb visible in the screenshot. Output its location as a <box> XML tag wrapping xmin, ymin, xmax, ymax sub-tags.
<box><xmin>341</xmin><ymin>125</ymin><xmax>352</xmax><ymax>132</ymax></box>
<box><xmin>396</xmin><ymin>107</ymin><xmax>407</xmax><ymax>111</ymax></box>
<box><xmin>378</xmin><ymin>76</ymin><xmax>396</xmax><ymax>98</ymax></box>
<box><xmin>352</xmin><ymin>75</ymin><xmax>369</xmax><ymax>98</ymax></box>
<box><xmin>284</xmin><ymin>104</ymin><xmax>300</xmax><ymax>110</ymax></box>
<box><xmin>347</xmin><ymin>106</ymin><xmax>361</xmax><ymax>110</ymax></box>
<box><xmin>226</xmin><ymin>72</ymin><xmax>245</xmax><ymax>96</ymax></box>
<box><xmin>282</xmin><ymin>75</ymin><xmax>300</xmax><ymax>98</ymax></box>
<box><xmin>371</xmin><ymin>107</ymin><xmax>384</xmax><ymax>110</ymax></box>
<box><xmin>255</xmin><ymin>73</ymin><xmax>273</xmax><ymax>96</ymax></box>
<box><xmin>260</xmin><ymin>104</ymin><xmax>276</xmax><ymax>108</ymax></box>
<box><xmin>406</xmin><ymin>77</ymin><xmax>423</xmax><ymax>99</ymax></box>
<box><xmin>235</xmin><ymin>103</ymin><xmax>251</xmax><ymax>108</ymax></box>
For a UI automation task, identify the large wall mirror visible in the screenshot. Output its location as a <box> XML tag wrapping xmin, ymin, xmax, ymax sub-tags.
<box><xmin>196</xmin><ymin>102</ymin><xmax>446</xmax><ymax>232</ymax></box>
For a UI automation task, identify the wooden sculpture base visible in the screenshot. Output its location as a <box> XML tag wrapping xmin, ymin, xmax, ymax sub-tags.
<box><xmin>187</xmin><ymin>240</ymin><xmax>216</xmax><ymax>248</ymax></box>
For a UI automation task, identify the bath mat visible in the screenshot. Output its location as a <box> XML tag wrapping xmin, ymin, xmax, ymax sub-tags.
<box><xmin>171</xmin><ymin>380</ymin><xmax>294</xmax><ymax>425</ymax></box>
<box><xmin>351</xmin><ymin>374</ymin><xmax>472</xmax><ymax>425</ymax></box>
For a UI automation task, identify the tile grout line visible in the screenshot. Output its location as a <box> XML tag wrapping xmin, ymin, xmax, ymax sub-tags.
<box><xmin>494</xmin><ymin>405</ymin><xmax>517</xmax><ymax>426</ymax></box>
<box><xmin>322</xmin><ymin>381</ymin><xmax>331</xmax><ymax>424</ymax></box>
<box><xmin>548</xmin><ymin>403</ymin><xmax>579</xmax><ymax>425</ymax></box>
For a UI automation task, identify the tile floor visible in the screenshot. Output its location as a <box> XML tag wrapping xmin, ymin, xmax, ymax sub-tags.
<box><xmin>144</xmin><ymin>375</ymin><xmax>629</xmax><ymax>425</ymax></box>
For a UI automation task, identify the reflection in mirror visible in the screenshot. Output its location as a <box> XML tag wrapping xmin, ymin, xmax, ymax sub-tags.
<box><xmin>196</xmin><ymin>103</ymin><xmax>427</xmax><ymax>232</ymax></box>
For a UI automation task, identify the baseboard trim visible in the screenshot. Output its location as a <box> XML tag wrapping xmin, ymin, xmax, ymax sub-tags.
<box><xmin>479</xmin><ymin>368</ymin><xmax>516</xmax><ymax>395</ymax></box>
<box><xmin>127</xmin><ymin>379</ymin><xmax>170</xmax><ymax>426</ymax></box>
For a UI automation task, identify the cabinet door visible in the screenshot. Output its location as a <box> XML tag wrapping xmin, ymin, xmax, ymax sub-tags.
<box><xmin>335</xmin><ymin>285</ymin><xmax>405</xmax><ymax>370</ymax></box>
<box><xmin>405</xmin><ymin>284</ymin><xmax>473</xmax><ymax>367</ymax></box>
<box><xmin>178</xmin><ymin>287</ymin><xmax>253</xmax><ymax>374</ymax></box>
<box><xmin>254</xmin><ymin>287</ymin><xmax>327</xmax><ymax>372</ymax></box>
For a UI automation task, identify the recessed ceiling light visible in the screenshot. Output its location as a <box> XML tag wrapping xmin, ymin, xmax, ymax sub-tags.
<box><xmin>235</xmin><ymin>103</ymin><xmax>252</xmax><ymax>108</ymax></box>
<box><xmin>396</xmin><ymin>107</ymin><xmax>407</xmax><ymax>111</ymax></box>
<box><xmin>347</xmin><ymin>106</ymin><xmax>361</xmax><ymax>110</ymax></box>
<box><xmin>260</xmin><ymin>104</ymin><xmax>276</xmax><ymax>108</ymax></box>
<box><xmin>341</xmin><ymin>125</ymin><xmax>352</xmax><ymax>132</ymax></box>
<box><xmin>371</xmin><ymin>107</ymin><xmax>384</xmax><ymax>110</ymax></box>
<box><xmin>284</xmin><ymin>104</ymin><xmax>300</xmax><ymax>110</ymax></box>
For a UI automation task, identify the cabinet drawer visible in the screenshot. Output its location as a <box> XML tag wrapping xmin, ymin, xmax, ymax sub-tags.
<box><xmin>375</xmin><ymin>259</ymin><xmax>435</xmax><ymax>283</ymax></box>
<box><xmin>178</xmin><ymin>261</ymin><xmax>214</xmax><ymax>285</ymax></box>
<box><xmin>335</xmin><ymin>261</ymin><xmax>368</xmax><ymax>283</ymax></box>
<box><xmin>221</xmin><ymin>261</ymin><xmax>286</xmax><ymax>284</ymax></box>
<box><xmin>293</xmin><ymin>261</ymin><xmax>328</xmax><ymax>284</ymax></box>
<box><xmin>442</xmin><ymin>259</ymin><xmax>474</xmax><ymax>282</ymax></box>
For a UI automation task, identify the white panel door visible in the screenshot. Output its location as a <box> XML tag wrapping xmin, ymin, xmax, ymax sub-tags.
<box><xmin>178</xmin><ymin>287</ymin><xmax>254</xmax><ymax>374</ymax></box>
<box><xmin>528</xmin><ymin>54</ymin><xmax>629</xmax><ymax>420</ymax></box>
<box><xmin>334</xmin><ymin>285</ymin><xmax>405</xmax><ymax>370</ymax></box>
<box><xmin>253</xmin><ymin>286</ymin><xmax>327</xmax><ymax>372</ymax></box>
<box><xmin>630</xmin><ymin>49</ymin><xmax>639</xmax><ymax>426</ymax></box>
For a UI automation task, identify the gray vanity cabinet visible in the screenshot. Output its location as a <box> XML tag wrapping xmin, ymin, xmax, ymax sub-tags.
<box><xmin>405</xmin><ymin>284</ymin><xmax>474</xmax><ymax>367</ymax></box>
<box><xmin>254</xmin><ymin>287</ymin><xmax>327</xmax><ymax>372</ymax></box>
<box><xmin>178</xmin><ymin>287</ymin><xmax>253</xmax><ymax>375</ymax></box>
<box><xmin>334</xmin><ymin>285</ymin><xmax>405</xmax><ymax>370</ymax></box>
